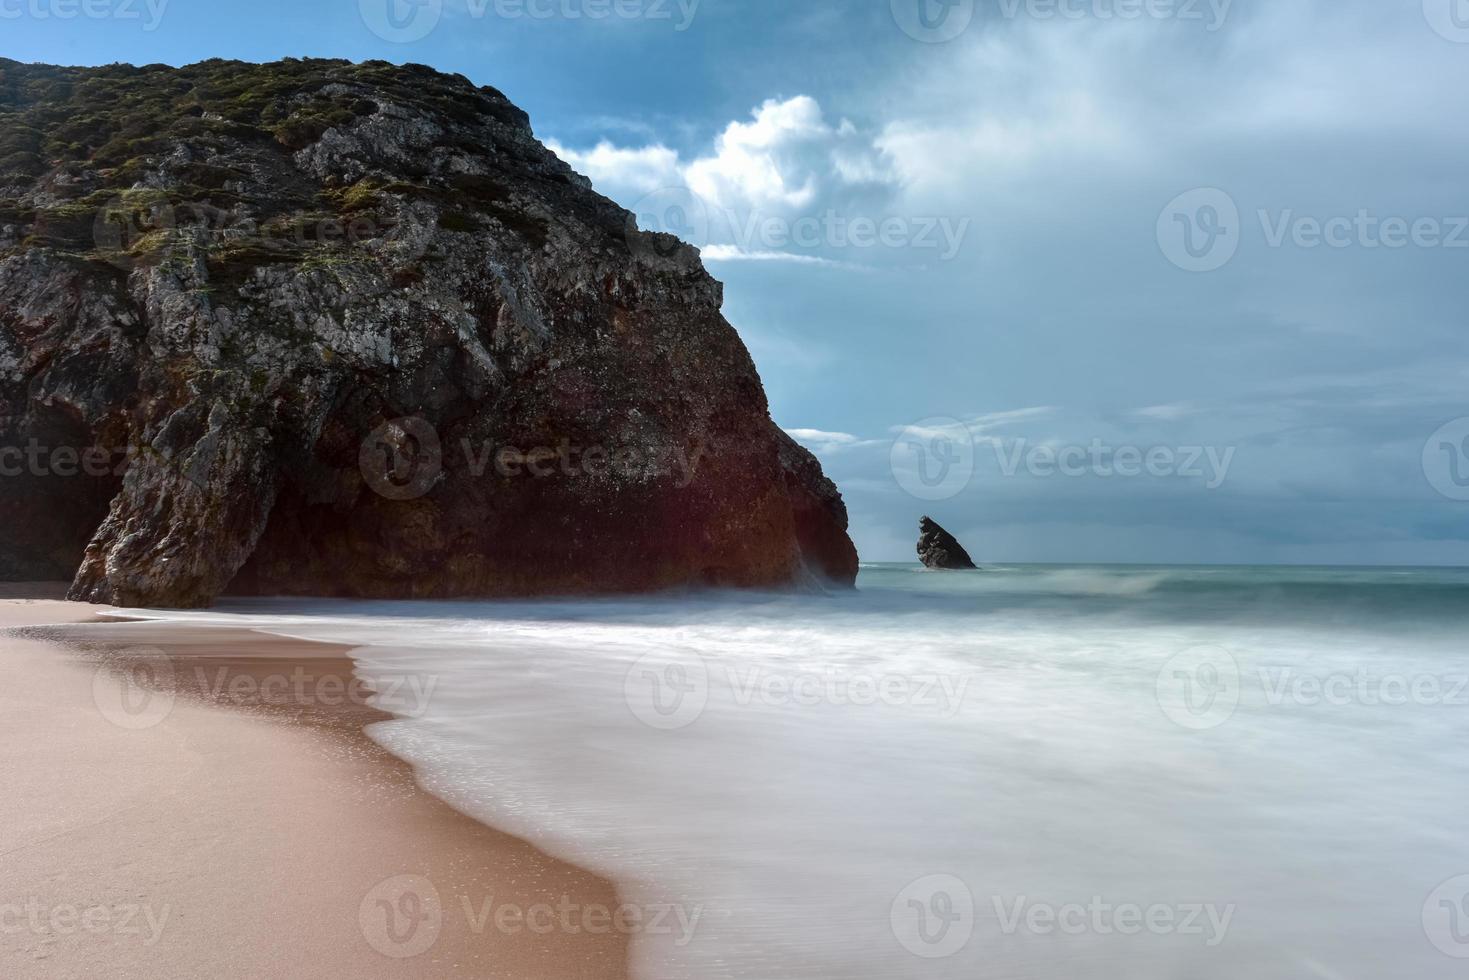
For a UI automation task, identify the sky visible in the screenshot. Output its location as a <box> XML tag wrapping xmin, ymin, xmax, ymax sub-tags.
<box><xmin>6</xmin><ymin>0</ymin><xmax>1469</xmax><ymax>564</ymax></box>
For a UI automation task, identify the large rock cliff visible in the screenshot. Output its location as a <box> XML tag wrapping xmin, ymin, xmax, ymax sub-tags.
<box><xmin>0</xmin><ymin>58</ymin><xmax>858</xmax><ymax>606</ymax></box>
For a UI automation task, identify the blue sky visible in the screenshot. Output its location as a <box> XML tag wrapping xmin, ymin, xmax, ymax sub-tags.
<box><xmin>7</xmin><ymin>0</ymin><xmax>1469</xmax><ymax>564</ymax></box>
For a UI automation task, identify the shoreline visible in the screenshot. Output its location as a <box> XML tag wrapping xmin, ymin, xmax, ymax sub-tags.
<box><xmin>0</xmin><ymin>592</ymin><xmax>629</xmax><ymax>979</ymax></box>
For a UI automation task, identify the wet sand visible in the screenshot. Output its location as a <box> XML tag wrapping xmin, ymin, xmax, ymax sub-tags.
<box><xmin>0</xmin><ymin>591</ymin><xmax>629</xmax><ymax>979</ymax></box>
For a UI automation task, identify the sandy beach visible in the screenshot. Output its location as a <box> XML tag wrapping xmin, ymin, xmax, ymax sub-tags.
<box><xmin>0</xmin><ymin>589</ymin><xmax>628</xmax><ymax>979</ymax></box>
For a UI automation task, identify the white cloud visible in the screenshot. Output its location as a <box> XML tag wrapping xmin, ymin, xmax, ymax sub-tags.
<box><xmin>784</xmin><ymin>428</ymin><xmax>883</xmax><ymax>455</ymax></box>
<box><xmin>701</xmin><ymin>245</ymin><xmax>849</xmax><ymax>267</ymax></box>
<box><xmin>1133</xmin><ymin>403</ymin><xmax>1200</xmax><ymax>421</ymax></box>
<box><xmin>548</xmin><ymin>95</ymin><xmax>901</xmax><ymax>261</ymax></box>
<box><xmin>786</xmin><ymin>427</ymin><xmax>858</xmax><ymax>444</ymax></box>
<box><xmin>549</xmin><ymin>95</ymin><xmax>896</xmax><ymax>212</ymax></box>
<box><xmin>880</xmin><ymin>408</ymin><xmax>1057</xmax><ymax>446</ymax></box>
<box><xmin>872</xmin><ymin>5</ymin><xmax>1469</xmax><ymax>212</ymax></box>
<box><xmin>543</xmin><ymin>139</ymin><xmax>681</xmax><ymax>202</ymax></box>
<box><xmin>964</xmin><ymin>407</ymin><xmax>1059</xmax><ymax>432</ymax></box>
<box><xmin>683</xmin><ymin>96</ymin><xmax>862</xmax><ymax>214</ymax></box>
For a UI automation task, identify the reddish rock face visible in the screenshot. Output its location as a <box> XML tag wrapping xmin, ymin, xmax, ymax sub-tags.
<box><xmin>0</xmin><ymin>58</ymin><xmax>857</xmax><ymax>606</ymax></box>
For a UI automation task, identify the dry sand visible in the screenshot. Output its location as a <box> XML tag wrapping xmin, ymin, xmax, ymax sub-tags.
<box><xmin>0</xmin><ymin>591</ymin><xmax>628</xmax><ymax>979</ymax></box>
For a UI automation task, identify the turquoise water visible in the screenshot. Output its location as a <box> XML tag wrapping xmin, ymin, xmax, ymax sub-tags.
<box><xmin>119</xmin><ymin>564</ymin><xmax>1469</xmax><ymax>978</ymax></box>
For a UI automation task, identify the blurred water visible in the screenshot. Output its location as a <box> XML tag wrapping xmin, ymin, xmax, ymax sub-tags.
<box><xmin>119</xmin><ymin>564</ymin><xmax>1469</xmax><ymax>979</ymax></box>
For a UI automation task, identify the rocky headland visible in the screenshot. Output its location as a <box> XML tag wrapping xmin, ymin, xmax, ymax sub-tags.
<box><xmin>0</xmin><ymin>58</ymin><xmax>858</xmax><ymax>607</ymax></box>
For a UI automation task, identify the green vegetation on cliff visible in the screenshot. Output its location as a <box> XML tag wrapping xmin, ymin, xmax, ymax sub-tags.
<box><xmin>0</xmin><ymin>57</ymin><xmax>534</xmax><ymax>281</ymax></box>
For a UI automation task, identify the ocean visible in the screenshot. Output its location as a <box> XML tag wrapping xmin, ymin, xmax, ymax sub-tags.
<box><xmin>117</xmin><ymin>564</ymin><xmax>1469</xmax><ymax>978</ymax></box>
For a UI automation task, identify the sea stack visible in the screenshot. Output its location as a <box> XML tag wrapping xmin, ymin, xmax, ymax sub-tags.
<box><xmin>917</xmin><ymin>517</ymin><xmax>977</xmax><ymax>570</ymax></box>
<box><xmin>0</xmin><ymin>58</ymin><xmax>859</xmax><ymax>606</ymax></box>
